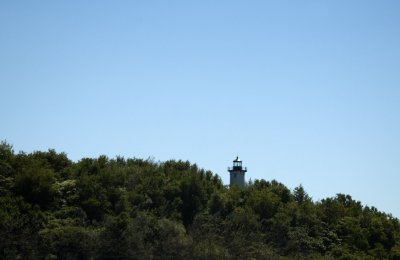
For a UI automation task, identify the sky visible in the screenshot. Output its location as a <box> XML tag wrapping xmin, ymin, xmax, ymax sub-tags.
<box><xmin>1</xmin><ymin>1</ymin><xmax>400</xmax><ymax>217</ymax></box>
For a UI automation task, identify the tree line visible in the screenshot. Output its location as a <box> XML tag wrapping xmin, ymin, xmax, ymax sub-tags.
<box><xmin>0</xmin><ymin>142</ymin><xmax>399</xmax><ymax>259</ymax></box>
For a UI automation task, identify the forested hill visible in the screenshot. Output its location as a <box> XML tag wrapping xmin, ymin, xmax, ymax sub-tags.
<box><xmin>1</xmin><ymin>143</ymin><xmax>399</xmax><ymax>259</ymax></box>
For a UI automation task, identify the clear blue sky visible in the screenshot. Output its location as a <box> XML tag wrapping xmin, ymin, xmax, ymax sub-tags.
<box><xmin>1</xmin><ymin>1</ymin><xmax>400</xmax><ymax>217</ymax></box>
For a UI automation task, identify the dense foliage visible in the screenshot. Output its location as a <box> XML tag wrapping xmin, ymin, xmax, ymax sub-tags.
<box><xmin>1</xmin><ymin>142</ymin><xmax>399</xmax><ymax>259</ymax></box>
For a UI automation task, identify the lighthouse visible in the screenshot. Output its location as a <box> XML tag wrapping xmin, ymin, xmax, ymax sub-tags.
<box><xmin>228</xmin><ymin>156</ymin><xmax>247</xmax><ymax>187</ymax></box>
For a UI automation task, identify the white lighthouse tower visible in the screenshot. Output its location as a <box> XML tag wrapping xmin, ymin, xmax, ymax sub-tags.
<box><xmin>228</xmin><ymin>156</ymin><xmax>247</xmax><ymax>187</ymax></box>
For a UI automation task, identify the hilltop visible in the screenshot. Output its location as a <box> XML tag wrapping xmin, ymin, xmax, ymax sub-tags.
<box><xmin>0</xmin><ymin>142</ymin><xmax>399</xmax><ymax>259</ymax></box>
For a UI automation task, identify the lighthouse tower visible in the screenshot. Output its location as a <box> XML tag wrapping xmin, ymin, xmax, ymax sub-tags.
<box><xmin>228</xmin><ymin>156</ymin><xmax>247</xmax><ymax>187</ymax></box>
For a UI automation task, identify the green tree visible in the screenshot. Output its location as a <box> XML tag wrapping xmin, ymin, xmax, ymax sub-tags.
<box><xmin>13</xmin><ymin>162</ymin><xmax>57</xmax><ymax>209</ymax></box>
